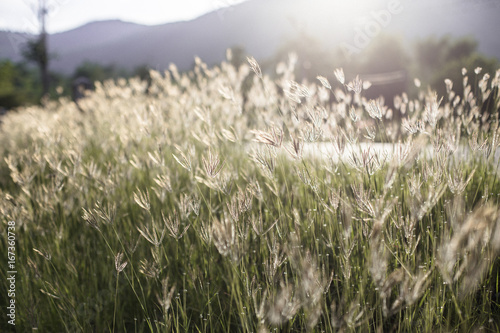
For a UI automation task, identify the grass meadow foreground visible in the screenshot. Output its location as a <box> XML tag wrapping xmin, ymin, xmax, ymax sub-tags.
<box><xmin>1</xmin><ymin>54</ymin><xmax>500</xmax><ymax>332</ymax></box>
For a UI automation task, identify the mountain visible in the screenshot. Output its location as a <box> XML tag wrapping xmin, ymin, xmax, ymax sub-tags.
<box><xmin>0</xmin><ymin>31</ymin><xmax>32</xmax><ymax>63</ymax></box>
<box><xmin>1</xmin><ymin>0</ymin><xmax>499</xmax><ymax>74</ymax></box>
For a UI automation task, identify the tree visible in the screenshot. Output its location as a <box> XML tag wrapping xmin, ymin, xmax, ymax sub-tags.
<box><xmin>0</xmin><ymin>60</ymin><xmax>41</xmax><ymax>108</ymax></box>
<box><xmin>23</xmin><ymin>0</ymin><xmax>50</xmax><ymax>99</ymax></box>
<box><xmin>415</xmin><ymin>36</ymin><xmax>498</xmax><ymax>98</ymax></box>
<box><xmin>73</xmin><ymin>62</ymin><xmax>127</xmax><ymax>83</ymax></box>
<box><xmin>0</xmin><ymin>61</ymin><xmax>21</xmax><ymax>108</ymax></box>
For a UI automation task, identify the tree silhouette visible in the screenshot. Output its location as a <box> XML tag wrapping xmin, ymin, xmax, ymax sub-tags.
<box><xmin>23</xmin><ymin>0</ymin><xmax>50</xmax><ymax>99</ymax></box>
<box><xmin>415</xmin><ymin>36</ymin><xmax>498</xmax><ymax>98</ymax></box>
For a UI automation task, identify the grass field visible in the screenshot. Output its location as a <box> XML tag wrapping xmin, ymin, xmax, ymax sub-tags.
<box><xmin>1</xmin><ymin>55</ymin><xmax>500</xmax><ymax>332</ymax></box>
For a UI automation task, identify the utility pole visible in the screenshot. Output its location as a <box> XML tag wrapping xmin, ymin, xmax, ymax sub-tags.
<box><xmin>38</xmin><ymin>0</ymin><xmax>50</xmax><ymax>97</ymax></box>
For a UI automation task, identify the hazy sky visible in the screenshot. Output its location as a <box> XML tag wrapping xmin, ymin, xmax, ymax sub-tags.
<box><xmin>0</xmin><ymin>0</ymin><xmax>248</xmax><ymax>34</ymax></box>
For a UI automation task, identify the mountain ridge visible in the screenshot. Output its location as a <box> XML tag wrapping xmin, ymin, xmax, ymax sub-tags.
<box><xmin>1</xmin><ymin>0</ymin><xmax>499</xmax><ymax>74</ymax></box>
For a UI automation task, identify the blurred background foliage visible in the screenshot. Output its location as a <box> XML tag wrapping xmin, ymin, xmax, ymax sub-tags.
<box><xmin>0</xmin><ymin>34</ymin><xmax>498</xmax><ymax>110</ymax></box>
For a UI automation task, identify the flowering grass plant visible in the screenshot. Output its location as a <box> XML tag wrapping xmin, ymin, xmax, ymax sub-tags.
<box><xmin>1</xmin><ymin>54</ymin><xmax>500</xmax><ymax>332</ymax></box>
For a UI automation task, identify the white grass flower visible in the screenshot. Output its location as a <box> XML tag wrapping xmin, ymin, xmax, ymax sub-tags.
<box><xmin>139</xmin><ymin>259</ymin><xmax>160</xmax><ymax>278</ymax></box>
<box><xmin>137</xmin><ymin>219</ymin><xmax>166</xmax><ymax>247</ymax></box>
<box><xmin>247</xmin><ymin>56</ymin><xmax>262</xmax><ymax>79</ymax></box>
<box><xmin>114</xmin><ymin>252</ymin><xmax>128</xmax><ymax>273</ymax></box>
<box><xmin>425</xmin><ymin>94</ymin><xmax>442</xmax><ymax>128</ymax></box>
<box><xmin>158</xmin><ymin>276</ymin><xmax>176</xmax><ymax>314</ymax></box>
<box><xmin>218</xmin><ymin>85</ymin><xmax>235</xmax><ymax>101</ymax></box>
<box><xmin>172</xmin><ymin>145</ymin><xmax>194</xmax><ymax>172</ymax></box>
<box><xmin>346</xmin><ymin>75</ymin><xmax>363</xmax><ymax>94</ymax></box>
<box><xmin>447</xmin><ymin>167</ymin><xmax>475</xmax><ymax>194</ymax></box>
<box><xmin>202</xmin><ymin>149</ymin><xmax>225</xmax><ymax>178</ymax></box>
<box><xmin>220</xmin><ymin>128</ymin><xmax>238</xmax><ymax>142</ymax></box>
<box><xmin>154</xmin><ymin>174</ymin><xmax>172</xmax><ymax>192</ymax></box>
<box><xmin>211</xmin><ymin>215</ymin><xmax>238</xmax><ymax>261</ymax></box>
<box><xmin>444</xmin><ymin>78</ymin><xmax>453</xmax><ymax>94</ymax></box>
<box><xmin>439</xmin><ymin>204</ymin><xmax>500</xmax><ymax>296</ymax></box>
<box><xmin>266</xmin><ymin>283</ymin><xmax>300</xmax><ymax>325</ymax></box>
<box><xmin>284</xmin><ymin>80</ymin><xmax>311</xmax><ymax>103</ymax></box>
<box><xmin>162</xmin><ymin>211</ymin><xmax>191</xmax><ymax>240</ymax></box>
<box><xmin>148</xmin><ymin>150</ymin><xmax>164</xmax><ymax>167</ymax></box>
<box><xmin>251</xmin><ymin>127</ymin><xmax>283</xmax><ymax>148</ymax></box>
<box><xmin>33</xmin><ymin>248</ymin><xmax>52</xmax><ymax>261</ymax></box>
<box><xmin>366</xmin><ymin>100</ymin><xmax>382</xmax><ymax>120</ymax></box>
<box><xmin>334</xmin><ymin>68</ymin><xmax>345</xmax><ymax>85</ymax></box>
<box><xmin>364</xmin><ymin>126</ymin><xmax>376</xmax><ymax>141</ymax></box>
<box><xmin>284</xmin><ymin>135</ymin><xmax>303</xmax><ymax>160</ymax></box>
<box><xmin>82</xmin><ymin>207</ymin><xmax>100</xmax><ymax>230</ymax></box>
<box><xmin>134</xmin><ymin>188</ymin><xmax>151</xmax><ymax>212</ymax></box>
<box><xmin>316</xmin><ymin>76</ymin><xmax>331</xmax><ymax>89</ymax></box>
<box><xmin>349</xmin><ymin>106</ymin><xmax>359</xmax><ymax>123</ymax></box>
